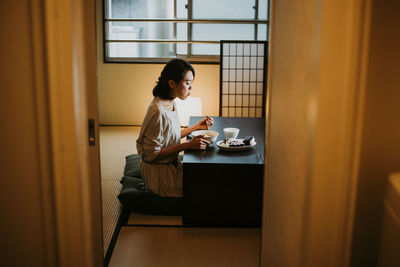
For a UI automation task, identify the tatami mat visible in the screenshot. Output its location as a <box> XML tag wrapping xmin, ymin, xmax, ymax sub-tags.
<box><xmin>100</xmin><ymin>126</ymin><xmax>140</xmax><ymax>181</ymax></box>
<box><xmin>101</xmin><ymin>180</ymin><xmax>123</xmax><ymax>254</ymax></box>
<box><xmin>109</xmin><ymin>226</ymin><xmax>260</xmax><ymax>267</ymax></box>
<box><xmin>100</xmin><ymin>126</ymin><xmax>141</xmax><ymax>254</ymax></box>
<box><xmin>127</xmin><ymin>213</ymin><xmax>183</xmax><ymax>226</ymax></box>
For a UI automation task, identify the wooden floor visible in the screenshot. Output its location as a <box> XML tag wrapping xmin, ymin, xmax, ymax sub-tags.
<box><xmin>100</xmin><ymin>126</ymin><xmax>261</xmax><ymax>266</ymax></box>
<box><xmin>109</xmin><ymin>227</ymin><xmax>260</xmax><ymax>267</ymax></box>
<box><xmin>127</xmin><ymin>213</ymin><xmax>183</xmax><ymax>226</ymax></box>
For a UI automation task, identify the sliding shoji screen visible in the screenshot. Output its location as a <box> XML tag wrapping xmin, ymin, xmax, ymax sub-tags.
<box><xmin>219</xmin><ymin>41</ymin><xmax>268</xmax><ymax>117</ymax></box>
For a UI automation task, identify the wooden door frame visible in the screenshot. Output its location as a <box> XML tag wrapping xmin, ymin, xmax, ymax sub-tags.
<box><xmin>261</xmin><ymin>0</ymin><xmax>372</xmax><ymax>266</ymax></box>
<box><xmin>35</xmin><ymin>0</ymin><xmax>374</xmax><ymax>265</ymax></box>
<box><xmin>37</xmin><ymin>0</ymin><xmax>103</xmax><ymax>265</ymax></box>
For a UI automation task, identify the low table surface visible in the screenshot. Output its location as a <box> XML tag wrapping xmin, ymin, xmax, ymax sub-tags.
<box><xmin>183</xmin><ymin>116</ymin><xmax>265</xmax><ymax>165</ymax></box>
<box><xmin>182</xmin><ymin>116</ymin><xmax>265</xmax><ymax>227</ymax></box>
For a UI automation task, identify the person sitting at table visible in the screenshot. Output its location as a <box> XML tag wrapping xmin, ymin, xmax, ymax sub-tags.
<box><xmin>136</xmin><ymin>59</ymin><xmax>213</xmax><ymax>198</ymax></box>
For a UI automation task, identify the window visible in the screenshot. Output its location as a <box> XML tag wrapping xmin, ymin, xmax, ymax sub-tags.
<box><xmin>103</xmin><ymin>0</ymin><xmax>269</xmax><ymax>63</ymax></box>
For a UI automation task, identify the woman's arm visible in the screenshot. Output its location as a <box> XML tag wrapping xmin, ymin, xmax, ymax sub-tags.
<box><xmin>153</xmin><ymin>135</ymin><xmax>210</xmax><ymax>161</ymax></box>
<box><xmin>181</xmin><ymin>116</ymin><xmax>214</xmax><ymax>137</ymax></box>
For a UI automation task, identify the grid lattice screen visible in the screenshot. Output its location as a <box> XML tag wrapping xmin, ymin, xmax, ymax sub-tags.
<box><xmin>219</xmin><ymin>41</ymin><xmax>268</xmax><ymax>117</ymax></box>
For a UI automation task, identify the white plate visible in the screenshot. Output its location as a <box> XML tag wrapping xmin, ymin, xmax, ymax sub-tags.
<box><xmin>216</xmin><ymin>140</ymin><xmax>257</xmax><ymax>152</ymax></box>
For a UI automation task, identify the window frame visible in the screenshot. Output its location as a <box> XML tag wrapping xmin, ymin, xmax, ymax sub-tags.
<box><xmin>102</xmin><ymin>0</ymin><xmax>270</xmax><ymax>64</ymax></box>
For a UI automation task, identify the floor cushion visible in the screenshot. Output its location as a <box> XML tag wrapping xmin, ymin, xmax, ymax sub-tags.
<box><xmin>124</xmin><ymin>154</ymin><xmax>142</xmax><ymax>178</ymax></box>
<box><xmin>118</xmin><ymin>155</ymin><xmax>183</xmax><ymax>215</ymax></box>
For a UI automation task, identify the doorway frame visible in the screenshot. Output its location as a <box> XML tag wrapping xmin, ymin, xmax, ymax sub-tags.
<box><xmin>261</xmin><ymin>0</ymin><xmax>372</xmax><ymax>266</ymax></box>
<box><xmin>39</xmin><ymin>0</ymin><xmax>103</xmax><ymax>265</ymax></box>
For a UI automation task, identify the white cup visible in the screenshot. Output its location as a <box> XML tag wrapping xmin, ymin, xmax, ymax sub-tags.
<box><xmin>223</xmin><ymin>127</ymin><xmax>240</xmax><ymax>139</ymax></box>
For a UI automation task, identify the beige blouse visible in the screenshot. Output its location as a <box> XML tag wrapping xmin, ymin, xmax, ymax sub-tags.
<box><xmin>136</xmin><ymin>97</ymin><xmax>182</xmax><ymax>197</ymax></box>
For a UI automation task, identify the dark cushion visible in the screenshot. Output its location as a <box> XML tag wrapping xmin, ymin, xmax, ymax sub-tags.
<box><xmin>118</xmin><ymin>154</ymin><xmax>184</xmax><ymax>216</ymax></box>
<box><xmin>118</xmin><ymin>176</ymin><xmax>182</xmax><ymax>215</ymax></box>
<box><xmin>124</xmin><ymin>154</ymin><xmax>142</xmax><ymax>178</ymax></box>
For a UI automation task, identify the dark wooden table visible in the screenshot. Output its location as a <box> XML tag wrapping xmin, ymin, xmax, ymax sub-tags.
<box><xmin>182</xmin><ymin>116</ymin><xmax>265</xmax><ymax>227</ymax></box>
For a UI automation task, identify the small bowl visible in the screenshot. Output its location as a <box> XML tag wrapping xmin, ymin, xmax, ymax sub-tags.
<box><xmin>223</xmin><ymin>127</ymin><xmax>240</xmax><ymax>139</ymax></box>
<box><xmin>192</xmin><ymin>130</ymin><xmax>219</xmax><ymax>143</ymax></box>
<box><xmin>201</xmin><ymin>130</ymin><xmax>219</xmax><ymax>143</ymax></box>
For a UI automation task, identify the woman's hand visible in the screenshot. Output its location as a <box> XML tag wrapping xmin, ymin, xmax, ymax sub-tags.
<box><xmin>196</xmin><ymin>116</ymin><xmax>214</xmax><ymax>130</ymax></box>
<box><xmin>186</xmin><ymin>135</ymin><xmax>210</xmax><ymax>150</ymax></box>
<box><xmin>154</xmin><ymin>135</ymin><xmax>210</xmax><ymax>160</ymax></box>
<box><xmin>181</xmin><ymin>116</ymin><xmax>214</xmax><ymax>138</ymax></box>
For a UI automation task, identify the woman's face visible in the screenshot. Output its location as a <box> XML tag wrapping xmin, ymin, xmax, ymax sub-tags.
<box><xmin>169</xmin><ymin>70</ymin><xmax>194</xmax><ymax>100</ymax></box>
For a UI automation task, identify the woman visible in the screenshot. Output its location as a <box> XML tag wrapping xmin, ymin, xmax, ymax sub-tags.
<box><xmin>136</xmin><ymin>59</ymin><xmax>213</xmax><ymax>198</ymax></box>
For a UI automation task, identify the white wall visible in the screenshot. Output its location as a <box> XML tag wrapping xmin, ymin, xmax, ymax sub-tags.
<box><xmin>96</xmin><ymin>0</ymin><xmax>220</xmax><ymax>125</ymax></box>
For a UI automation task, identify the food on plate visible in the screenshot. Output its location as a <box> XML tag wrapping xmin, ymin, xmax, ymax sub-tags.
<box><xmin>222</xmin><ymin>136</ymin><xmax>256</xmax><ymax>147</ymax></box>
<box><xmin>243</xmin><ymin>136</ymin><xmax>255</xmax><ymax>146</ymax></box>
<box><xmin>224</xmin><ymin>138</ymin><xmax>245</xmax><ymax>147</ymax></box>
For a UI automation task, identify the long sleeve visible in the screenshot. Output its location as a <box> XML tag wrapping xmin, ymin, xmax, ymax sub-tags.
<box><xmin>137</xmin><ymin>106</ymin><xmax>164</xmax><ymax>162</ymax></box>
<box><xmin>136</xmin><ymin>97</ymin><xmax>183</xmax><ymax>197</ymax></box>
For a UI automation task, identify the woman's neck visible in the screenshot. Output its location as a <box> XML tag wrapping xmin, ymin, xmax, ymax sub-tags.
<box><xmin>159</xmin><ymin>97</ymin><xmax>174</xmax><ymax>111</ymax></box>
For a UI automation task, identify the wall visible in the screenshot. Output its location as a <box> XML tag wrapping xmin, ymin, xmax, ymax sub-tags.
<box><xmin>0</xmin><ymin>1</ymin><xmax>106</xmax><ymax>265</ymax></box>
<box><xmin>261</xmin><ymin>0</ymin><xmax>319</xmax><ymax>265</ymax></box>
<box><xmin>96</xmin><ymin>0</ymin><xmax>220</xmax><ymax>125</ymax></box>
<box><xmin>351</xmin><ymin>0</ymin><xmax>400</xmax><ymax>266</ymax></box>
<box><xmin>262</xmin><ymin>0</ymin><xmax>375</xmax><ymax>266</ymax></box>
<box><xmin>0</xmin><ymin>1</ymin><xmax>55</xmax><ymax>265</ymax></box>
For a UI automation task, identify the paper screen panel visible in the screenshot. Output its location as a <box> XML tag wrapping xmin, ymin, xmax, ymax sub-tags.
<box><xmin>219</xmin><ymin>41</ymin><xmax>268</xmax><ymax>117</ymax></box>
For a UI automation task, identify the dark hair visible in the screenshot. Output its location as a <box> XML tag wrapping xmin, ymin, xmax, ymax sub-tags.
<box><xmin>152</xmin><ymin>59</ymin><xmax>195</xmax><ymax>100</ymax></box>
